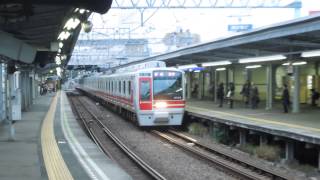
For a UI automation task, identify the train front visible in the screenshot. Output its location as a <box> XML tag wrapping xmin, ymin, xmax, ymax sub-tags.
<box><xmin>138</xmin><ymin>69</ymin><xmax>185</xmax><ymax>126</ymax></box>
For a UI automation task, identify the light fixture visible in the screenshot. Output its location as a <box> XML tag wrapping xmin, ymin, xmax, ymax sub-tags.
<box><xmin>59</xmin><ymin>42</ymin><xmax>63</xmax><ymax>48</ymax></box>
<box><xmin>301</xmin><ymin>50</ymin><xmax>320</xmax><ymax>58</ymax></box>
<box><xmin>193</xmin><ymin>70</ymin><xmax>201</xmax><ymax>73</ymax></box>
<box><xmin>50</xmin><ymin>70</ymin><xmax>53</xmax><ymax>73</ymax></box>
<box><xmin>79</xmin><ymin>9</ymin><xmax>86</xmax><ymax>14</ymax></box>
<box><xmin>64</xmin><ymin>18</ymin><xmax>80</xmax><ymax>30</ymax></box>
<box><xmin>56</xmin><ymin>67</ymin><xmax>62</xmax><ymax>77</ymax></box>
<box><xmin>216</xmin><ymin>67</ymin><xmax>226</xmax><ymax>71</ymax></box>
<box><xmin>245</xmin><ymin>65</ymin><xmax>262</xmax><ymax>69</ymax></box>
<box><xmin>58</xmin><ymin>49</ymin><xmax>61</xmax><ymax>53</ymax></box>
<box><xmin>58</xmin><ymin>31</ymin><xmax>71</xmax><ymax>40</ymax></box>
<box><xmin>55</xmin><ymin>56</ymin><xmax>61</xmax><ymax>65</ymax></box>
<box><xmin>178</xmin><ymin>64</ymin><xmax>197</xmax><ymax>69</ymax></box>
<box><xmin>282</xmin><ymin>61</ymin><xmax>307</xmax><ymax>66</ymax></box>
<box><xmin>239</xmin><ymin>55</ymin><xmax>286</xmax><ymax>63</ymax></box>
<box><xmin>202</xmin><ymin>61</ymin><xmax>231</xmax><ymax>67</ymax></box>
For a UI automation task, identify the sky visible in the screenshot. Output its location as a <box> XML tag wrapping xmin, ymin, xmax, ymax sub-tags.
<box><xmin>70</xmin><ymin>0</ymin><xmax>320</xmax><ymax>65</ymax></box>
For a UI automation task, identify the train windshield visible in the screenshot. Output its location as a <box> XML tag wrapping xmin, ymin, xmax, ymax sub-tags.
<box><xmin>153</xmin><ymin>71</ymin><xmax>183</xmax><ymax>100</ymax></box>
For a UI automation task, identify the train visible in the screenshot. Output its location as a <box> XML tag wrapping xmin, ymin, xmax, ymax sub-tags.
<box><xmin>77</xmin><ymin>61</ymin><xmax>185</xmax><ymax>126</ymax></box>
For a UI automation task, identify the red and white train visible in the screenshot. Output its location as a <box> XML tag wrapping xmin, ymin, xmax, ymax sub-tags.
<box><xmin>78</xmin><ymin>61</ymin><xmax>185</xmax><ymax>126</ymax></box>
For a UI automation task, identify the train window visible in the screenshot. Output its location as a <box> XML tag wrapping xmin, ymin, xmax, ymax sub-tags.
<box><xmin>128</xmin><ymin>81</ymin><xmax>131</xmax><ymax>95</ymax></box>
<box><xmin>119</xmin><ymin>81</ymin><xmax>121</xmax><ymax>93</ymax></box>
<box><xmin>123</xmin><ymin>81</ymin><xmax>126</xmax><ymax>95</ymax></box>
<box><xmin>140</xmin><ymin>80</ymin><xmax>150</xmax><ymax>101</ymax></box>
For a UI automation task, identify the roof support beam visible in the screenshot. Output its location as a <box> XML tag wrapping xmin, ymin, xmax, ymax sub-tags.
<box><xmin>0</xmin><ymin>31</ymin><xmax>37</xmax><ymax>63</ymax></box>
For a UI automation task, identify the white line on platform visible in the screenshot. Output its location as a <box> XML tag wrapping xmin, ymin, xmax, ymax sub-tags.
<box><xmin>60</xmin><ymin>93</ymin><xmax>110</xmax><ymax>180</ymax></box>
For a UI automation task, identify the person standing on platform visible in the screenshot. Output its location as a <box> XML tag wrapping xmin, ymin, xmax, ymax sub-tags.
<box><xmin>311</xmin><ymin>89</ymin><xmax>319</xmax><ymax>107</ymax></box>
<box><xmin>282</xmin><ymin>84</ymin><xmax>290</xmax><ymax>113</ymax></box>
<box><xmin>217</xmin><ymin>82</ymin><xmax>224</xmax><ymax>107</ymax></box>
<box><xmin>240</xmin><ymin>80</ymin><xmax>251</xmax><ymax>107</ymax></box>
<box><xmin>227</xmin><ymin>82</ymin><xmax>235</xmax><ymax>109</ymax></box>
<box><xmin>250</xmin><ymin>83</ymin><xmax>259</xmax><ymax>109</ymax></box>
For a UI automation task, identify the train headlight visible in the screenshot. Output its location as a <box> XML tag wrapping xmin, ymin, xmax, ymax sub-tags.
<box><xmin>155</xmin><ymin>102</ymin><xmax>167</xmax><ymax>108</ymax></box>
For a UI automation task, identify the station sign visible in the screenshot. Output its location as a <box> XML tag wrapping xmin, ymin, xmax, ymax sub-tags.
<box><xmin>228</xmin><ymin>24</ymin><xmax>252</xmax><ymax>32</ymax></box>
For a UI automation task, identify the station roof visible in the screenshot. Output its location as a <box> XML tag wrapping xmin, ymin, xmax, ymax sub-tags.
<box><xmin>113</xmin><ymin>14</ymin><xmax>320</xmax><ymax>69</ymax></box>
<box><xmin>0</xmin><ymin>0</ymin><xmax>112</xmax><ymax>69</ymax></box>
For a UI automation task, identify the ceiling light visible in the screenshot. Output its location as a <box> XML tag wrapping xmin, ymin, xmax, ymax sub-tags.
<box><xmin>59</xmin><ymin>42</ymin><xmax>63</xmax><ymax>48</ymax></box>
<box><xmin>282</xmin><ymin>61</ymin><xmax>307</xmax><ymax>66</ymax></box>
<box><xmin>301</xmin><ymin>50</ymin><xmax>320</xmax><ymax>58</ymax></box>
<box><xmin>64</xmin><ymin>18</ymin><xmax>80</xmax><ymax>30</ymax></box>
<box><xmin>245</xmin><ymin>65</ymin><xmax>262</xmax><ymax>69</ymax></box>
<box><xmin>216</xmin><ymin>67</ymin><xmax>226</xmax><ymax>71</ymax></box>
<box><xmin>56</xmin><ymin>67</ymin><xmax>62</xmax><ymax>77</ymax></box>
<box><xmin>202</xmin><ymin>61</ymin><xmax>231</xmax><ymax>67</ymax></box>
<box><xmin>55</xmin><ymin>56</ymin><xmax>61</xmax><ymax>65</ymax></box>
<box><xmin>79</xmin><ymin>9</ymin><xmax>86</xmax><ymax>14</ymax></box>
<box><xmin>58</xmin><ymin>31</ymin><xmax>71</xmax><ymax>40</ymax></box>
<box><xmin>193</xmin><ymin>70</ymin><xmax>201</xmax><ymax>73</ymax></box>
<box><xmin>58</xmin><ymin>49</ymin><xmax>61</xmax><ymax>53</ymax></box>
<box><xmin>178</xmin><ymin>64</ymin><xmax>197</xmax><ymax>69</ymax></box>
<box><xmin>74</xmin><ymin>8</ymin><xmax>79</xmax><ymax>12</ymax></box>
<box><xmin>239</xmin><ymin>55</ymin><xmax>286</xmax><ymax>63</ymax></box>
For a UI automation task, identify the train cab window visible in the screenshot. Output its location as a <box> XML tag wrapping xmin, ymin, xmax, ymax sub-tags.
<box><xmin>140</xmin><ymin>80</ymin><xmax>150</xmax><ymax>101</ymax></box>
<box><xmin>128</xmin><ymin>81</ymin><xmax>131</xmax><ymax>95</ymax></box>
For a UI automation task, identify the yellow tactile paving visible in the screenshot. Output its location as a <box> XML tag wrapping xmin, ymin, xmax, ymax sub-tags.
<box><xmin>41</xmin><ymin>92</ymin><xmax>74</xmax><ymax>180</ymax></box>
<box><xmin>186</xmin><ymin>106</ymin><xmax>320</xmax><ymax>133</ymax></box>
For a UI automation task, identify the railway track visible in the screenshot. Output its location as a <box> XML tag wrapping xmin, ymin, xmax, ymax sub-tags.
<box><xmin>152</xmin><ymin>130</ymin><xmax>292</xmax><ymax>180</ymax></box>
<box><xmin>68</xmin><ymin>95</ymin><xmax>166</xmax><ymax>180</ymax></box>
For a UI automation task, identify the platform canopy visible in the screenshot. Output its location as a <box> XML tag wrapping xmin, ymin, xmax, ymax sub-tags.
<box><xmin>112</xmin><ymin>14</ymin><xmax>320</xmax><ymax>69</ymax></box>
<box><xmin>0</xmin><ymin>0</ymin><xmax>112</xmax><ymax>68</ymax></box>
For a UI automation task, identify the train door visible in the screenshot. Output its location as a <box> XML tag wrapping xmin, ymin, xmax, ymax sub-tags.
<box><xmin>139</xmin><ymin>77</ymin><xmax>152</xmax><ymax>110</ymax></box>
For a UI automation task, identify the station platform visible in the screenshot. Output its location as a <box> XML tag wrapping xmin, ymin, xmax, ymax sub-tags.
<box><xmin>0</xmin><ymin>91</ymin><xmax>131</xmax><ymax>180</ymax></box>
<box><xmin>186</xmin><ymin>100</ymin><xmax>320</xmax><ymax>145</ymax></box>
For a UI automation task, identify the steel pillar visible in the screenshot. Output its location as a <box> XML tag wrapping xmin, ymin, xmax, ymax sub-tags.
<box><xmin>318</xmin><ymin>150</ymin><xmax>320</xmax><ymax>171</ymax></box>
<box><xmin>186</xmin><ymin>72</ymin><xmax>191</xmax><ymax>99</ymax></box>
<box><xmin>285</xmin><ymin>141</ymin><xmax>294</xmax><ymax>162</ymax></box>
<box><xmin>214</xmin><ymin>70</ymin><xmax>218</xmax><ymax>103</ymax></box>
<box><xmin>198</xmin><ymin>71</ymin><xmax>204</xmax><ymax>99</ymax></box>
<box><xmin>292</xmin><ymin>66</ymin><xmax>300</xmax><ymax>113</ymax></box>
<box><xmin>239</xmin><ymin>129</ymin><xmax>247</xmax><ymax>146</ymax></box>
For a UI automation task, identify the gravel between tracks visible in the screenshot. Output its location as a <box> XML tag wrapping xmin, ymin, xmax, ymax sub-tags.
<box><xmin>81</xmin><ymin>96</ymin><xmax>236</xmax><ymax>180</ymax></box>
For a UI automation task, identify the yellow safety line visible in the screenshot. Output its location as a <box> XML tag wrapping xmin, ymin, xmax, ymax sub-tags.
<box><xmin>41</xmin><ymin>92</ymin><xmax>74</xmax><ymax>180</ymax></box>
<box><xmin>186</xmin><ymin>106</ymin><xmax>320</xmax><ymax>133</ymax></box>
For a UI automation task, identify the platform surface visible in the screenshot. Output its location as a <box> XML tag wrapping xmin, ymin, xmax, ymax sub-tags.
<box><xmin>0</xmin><ymin>94</ymin><xmax>54</xmax><ymax>180</ymax></box>
<box><xmin>0</xmin><ymin>91</ymin><xmax>132</xmax><ymax>180</ymax></box>
<box><xmin>186</xmin><ymin>100</ymin><xmax>320</xmax><ymax>144</ymax></box>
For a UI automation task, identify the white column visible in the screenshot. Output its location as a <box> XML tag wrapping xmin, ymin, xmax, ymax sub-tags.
<box><xmin>292</xmin><ymin>66</ymin><xmax>300</xmax><ymax>113</ymax></box>
<box><xmin>214</xmin><ymin>70</ymin><xmax>218</xmax><ymax>103</ymax></box>
<box><xmin>266</xmin><ymin>64</ymin><xmax>273</xmax><ymax>110</ymax></box>
<box><xmin>198</xmin><ymin>72</ymin><xmax>204</xmax><ymax>99</ymax></box>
